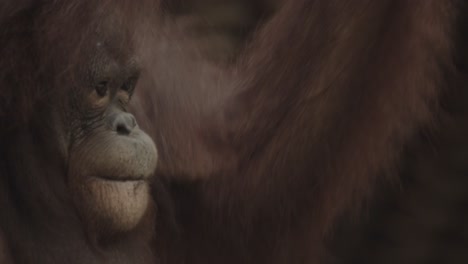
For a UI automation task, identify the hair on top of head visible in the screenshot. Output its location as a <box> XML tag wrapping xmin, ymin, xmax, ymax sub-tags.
<box><xmin>0</xmin><ymin>0</ymin><xmax>158</xmax><ymax>129</ymax></box>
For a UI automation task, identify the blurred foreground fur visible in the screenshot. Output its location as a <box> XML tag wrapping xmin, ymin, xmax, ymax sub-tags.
<box><xmin>176</xmin><ymin>1</ymin><xmax>468</xmax><ymax>263</ymax></box>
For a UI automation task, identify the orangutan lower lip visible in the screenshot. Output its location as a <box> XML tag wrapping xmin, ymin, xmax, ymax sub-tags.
<box><xmin>93</xmin><ymin>175</ymin><xmax>146</xmax><ymax>182</ymax></box>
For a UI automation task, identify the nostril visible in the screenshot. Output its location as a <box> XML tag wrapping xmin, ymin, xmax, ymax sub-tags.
<box><xmin>112</xmin><ymin>113</ymin><xmax>137</xmax><ymax>135</ymax></box>
<box><xmin>116</xmin><ymin>123</ymin><xmax>131</xmax><ymax>135</ymax></box>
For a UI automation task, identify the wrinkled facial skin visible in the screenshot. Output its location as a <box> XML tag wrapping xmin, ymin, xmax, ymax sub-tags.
<box><xmin>65</xmin><ymin>38</ymin><xmax>158</xmax><ymax>234</ymax></box>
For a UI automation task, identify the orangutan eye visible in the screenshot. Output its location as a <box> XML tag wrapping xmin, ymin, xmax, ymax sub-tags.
<box><xmin>95</xmin><ymin>81</ymin><xmax>109</xmax><ymax>97</ymax></box>
<box><xmin>121</xmin><ymin>76</ymin><xmax>138</xmax><ymax>93</ymax></box>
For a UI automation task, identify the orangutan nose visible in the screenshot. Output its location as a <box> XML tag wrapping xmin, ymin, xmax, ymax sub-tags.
<box><xmin>110</xmin><ymin>112</ymin><xmax>137</xmax><ymax>135</ymax></box>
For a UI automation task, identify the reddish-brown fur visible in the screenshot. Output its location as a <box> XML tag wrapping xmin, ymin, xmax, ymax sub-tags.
<box><xmin>0</xmin><ymin>0</ymin><xmax>466</xmax><ymax>263</ymax></box>
<box><xmin>136</xmin><ymin>1</ymin><xmax>465</xmax><ymax>263</ymax></box>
